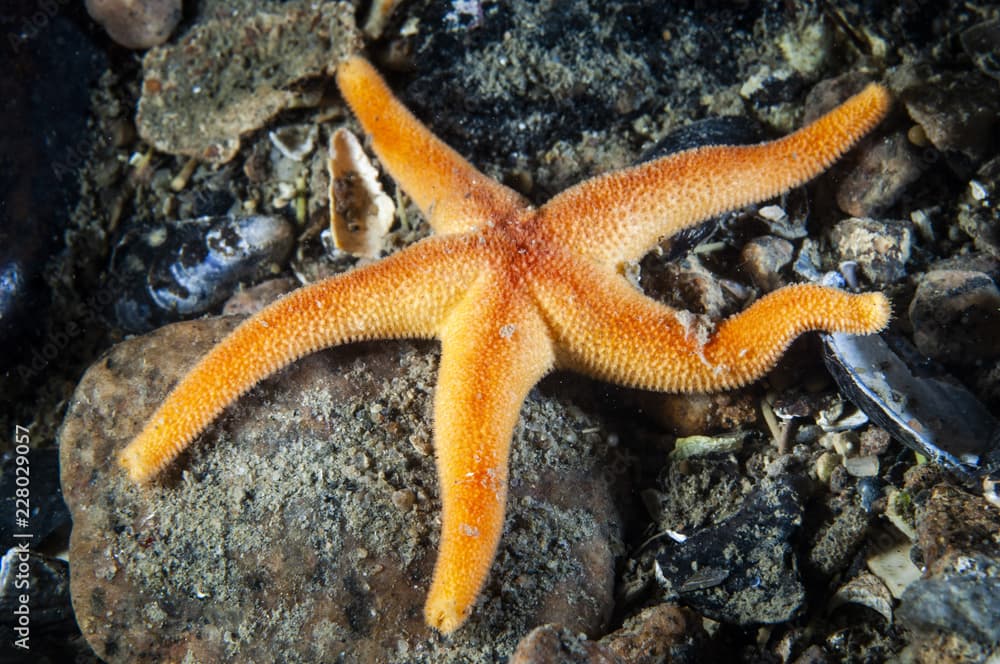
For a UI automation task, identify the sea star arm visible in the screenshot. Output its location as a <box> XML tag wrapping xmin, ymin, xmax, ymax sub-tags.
<box><xmin>336</xmin><ymin>57</ymin><xmax>531</xmax><ymax>235</ymax></box>
<box><xmin>535</xmin><ymin>262</ymin><xmax>889</xmax><ymax>392</ymax></box>
<box><xmin>119</xmin><ymin>236</ymin><xmax>480</xmax><ymax>482</ymax></box>
<box><xmin>538</xmin><ymin>83</ymin><xmax>891</xmax><ymax>266</ymax></box>
<box><xmin>424</xmin><ymin>283</ymin><xmax>555</xmax><ymax>634</ymax></box>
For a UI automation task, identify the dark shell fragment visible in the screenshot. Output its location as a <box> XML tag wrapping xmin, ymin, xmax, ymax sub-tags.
<box><xmin>822</xmin><ymin>332</ymin><xmax>1000</xmax><ymax>478</ymax></box>
<box><xmin>113</xmin><ymin>214</ymin><xmax>294</xmax><ymax>333</ymax></box>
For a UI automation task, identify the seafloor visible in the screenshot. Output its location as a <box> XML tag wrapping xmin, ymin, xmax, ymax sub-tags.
<box><xmin>1</xmin><ymin>1</ymin><xmax>999</xmax><ymax>662</ymax></box>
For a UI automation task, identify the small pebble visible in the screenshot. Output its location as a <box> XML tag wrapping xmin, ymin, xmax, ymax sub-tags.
<box><xmin>836</xmin><ymin>133</ymin><xmax>925</xmax><ymax>217</ymax></box>
<box><xmin>740</xmin><ymin>235</ymin><xmax>794</xmax><ymax>291</ymax></box>
<box><xmin>828</xmin><ymin>217</ymin><xmax>913</xmax><ymax>285</ymax></box>
<box><xmin>85</xmin><ymin>0</ymin><xmax>181</xmax><ymax>49</ymax></box>
<box><xmin>909</xmin><ymin>270</ymin><xmax>1000</xmax><ymax>364</ymax></box>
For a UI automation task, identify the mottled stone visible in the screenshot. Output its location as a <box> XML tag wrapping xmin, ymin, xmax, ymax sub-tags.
<box><xmin>136</xmin><ymin>2</ymin><xmax>360</xmax><ymax>163</ymax></box>
<box><xmin>898</xmin><ymin>485</ymin><xmax>1000</xmax><ymax>662</ymax></box>
<box><xmin>644</xmin><ymin>390</ymin><xmax>758</xmax><ymax>438</ymax></box>
<box><xmin>859</xmin><ymin>427</ymin><xmax>892</xmax><ymax>457</ymax></box>
<box><xmin>836</xmin><ymin>133</ymin><xmax>926</xmax><ymax>217</ymax></box>
<box><xmin>511</xmin><ymin>624</ymin><xmax>622</xmax><ymax>664</ymax></box>
<box><xmin>957</xmin><ymin>156</ymin><xmax>1000</xmax><ymax>258</ymax></box>
<box><xmin>829</xmin><ymin>217</ymin><xmax>913</xmax><ymax>285</ymax></box>
<box><xmin>805</xmin><ymin>497</ymin><xmax>871</xmax><ymax>578</ymax></box>
<box><xmin>914</xmin><ymin>484</ymin><xmax>1000</xmax><ymax>574</ymax></box>
<box><xmin>599</xmin><ymin>604</ymin><xmax>706</xmax><ymax>664</ymax></box>
<box><xmin>740</xmin><ymin>235</ymin><xmax>794</xmax><ymax>291</ymax></box>
<box><xmin>59</xmin><ymin>318</ymin><xmax>620</xmax><ymax>663</ymax></box>
<box><xmin>908</xmin><ymin>270</ymin><xmax>1000</xmax><ymax>364</ymax></box>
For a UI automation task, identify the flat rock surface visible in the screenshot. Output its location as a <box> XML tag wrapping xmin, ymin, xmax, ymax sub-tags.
<box><xmin>136</xmin><ymin>1</ymin><xmax>360</xmax><ymax>163</ymax></box>
<box><xmin>59</xmin><ymin>317</ymin><xmax>620</xmax><ymax>663</ymax></box>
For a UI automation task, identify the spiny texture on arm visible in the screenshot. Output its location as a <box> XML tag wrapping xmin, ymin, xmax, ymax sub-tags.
<box><xmin>539</xmin><ymin>83</ymin><xmax>892</xmax><ymax>266</ymax></box>
<box><xmin>536</xmin><ymin>261</ymin><xmax>891</xmax><ymax>393</ymax></box>
<box><xmin>119</xmin><ymin>238</ymin><xmax>479</xmax><ymax>482</ymax></box>
<box><xmin>336</xmin><ymin>56</ymin><xmax>529</xmax><ymax>235</ymax></box>
<box><xmin>424</xmin><ymin>283</ymin><xmax>554</xmax><ymax>633</ymax></box>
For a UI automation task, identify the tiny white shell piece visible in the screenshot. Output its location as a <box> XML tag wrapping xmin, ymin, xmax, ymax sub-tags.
<box><xmin>268</xmin><ymin>124</ymin><xmax>318</xmax><ymax>162</ymax></box>
<box><xmin>363</xmin><ymin>0</ymin><xmax>405</xmax><ymax>39</ymax></box>
<box><xmin>328</xmin><ymin>128</ymin><xmax>396</xmax><ymax>258</ymax></box>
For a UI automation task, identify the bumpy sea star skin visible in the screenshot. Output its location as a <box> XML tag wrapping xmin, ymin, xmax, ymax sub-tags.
<box><xmin>120</xmin><ymin>56</ymin><xmax>892</xmax><ymax>634</ymax></box>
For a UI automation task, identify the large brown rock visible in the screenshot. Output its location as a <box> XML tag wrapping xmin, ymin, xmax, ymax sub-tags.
<box><xmin>59</xmin><ymin>317</ymin><xmax>620</xmax><ymax>662</ymax></box>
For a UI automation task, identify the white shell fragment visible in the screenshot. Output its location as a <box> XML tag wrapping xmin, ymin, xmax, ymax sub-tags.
<box><xmin>328</xmin><ymin>128</ymin><xmax>396</xmax><ymax>258</ymax></box>
<box><xmin>867</xmin><ymin>539</ymin><xmax>922</xmax><ymax>598</ymax></box>
<box><xmin>269</xmin><ymin>124</ymin><xmax>319</xmax><ymax>162</ymax></box>
<box><xmin>363</xmin><ymin>0</ymin><xmax>405</xmax><ymax>39</ymax></box>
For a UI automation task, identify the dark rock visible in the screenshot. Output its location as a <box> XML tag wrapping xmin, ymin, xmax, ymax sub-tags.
<box><xmin>510</xmin><ymin>624</ymin><xmax>622</xmax><ymax>664</ymax></box>
<box><xmin>648</xmin><ymin>477</ymin><xmax>806</xmax><ymax>625</ymax></box>
<box><xmin>828</xmin><ymin>217</ymin><xmax>913</xmax><ymax>285</ymax></box>
<box><xmin>901</xmin><ymin>72</ymin><xmax>1000</xmax><ymax>174</ymax></box>
<box><xmin>823</xmin><ymin>332</ymin><xmax>1000</xmax><ymax>477</ymax></box>
<box><xmin>0</xmin><ymin>7</ymin><xmax>106</xmax><ymax>376</ymax></box>
<box><xmin>805</xmin><ymin>497</ymin><xmax>871</xmax><ymax>578</ymax></box>
<box><xmin>908</xmin><ymin>270</ymin><xmax>1000</xmax><ymax>364</ymax></box>
<box><xmin>836</xmin><ymin>133</ymin><xmax>926</xmax><ymax>217</ymax></box>
<box><xmin>59</xmin><ymin>318</ymin><xmax>620</xmax><ymax>662</ymax></box>
<box><xmin>957</xmin><ymin>156</ymin><xmax>1000</xmax><ymax>258</ymax></box>
<box><xmin>85</xmin><ymin>0</ymin><xmax>181</xmax><ymax>49</ymax></box>
<box><xmin>898</xmin><ymin>555</ymin><xmax>1000</xmax><ymax>661</ymax></box>
<box><xmin>740</xmin><ymin>235</ymin><xmax>794</xmax><ymax>292</ymax></box>
<box><xmin>961</xmin><ymin>19</ymin><xmax>1000</xmax><ymax>81</ymax></box>
<box><xmin>648</xmin><ymin>449</ymin><xmax>747</xmax><ymax>534</ymax></box>
<box><xmin>112</xmin><ymin>215</ymin><xmax>295</xmax><ymax>333</ymax></box>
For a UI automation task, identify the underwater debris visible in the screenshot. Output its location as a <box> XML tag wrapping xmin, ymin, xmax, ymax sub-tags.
<box><xmin>327</xmin><ymin>128</ymin><xmax>396</xmax><ymax>258</ymax></box>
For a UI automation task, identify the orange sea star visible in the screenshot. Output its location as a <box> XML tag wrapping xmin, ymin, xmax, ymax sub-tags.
<box><xmin>121</xmin><ymin>56</ymin><xmax>891</xmax><ymax>633</ymax></box>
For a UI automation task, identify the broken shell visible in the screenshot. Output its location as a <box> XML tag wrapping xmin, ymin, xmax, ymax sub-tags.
<box><xmin>669</xmin><ymin>432</ymin><xmax>748</xmax><ymax>461</ymax></box>
<box><xmin>328</xmin><ymin>128</ymin><xmax>396</xmax><ymax>259</ymax></box>
<box><xmin>822</xmin><ymin>331</ymin><xmax>1000</xmax><ymax>478</ymax></box>
<box><xmin>867</xmin><ymin>538</ymin><xmax>922</xmax><ymax>599</ymax></box>
<box><xmin>829</xmin><ymin>572</ymin><xmax>894</xmax><ymax>624</ymax></box>
<box><xmin>269</xmin><ymin>124</ymin><xmax>319</xmax><ymax>162</ymax></box>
